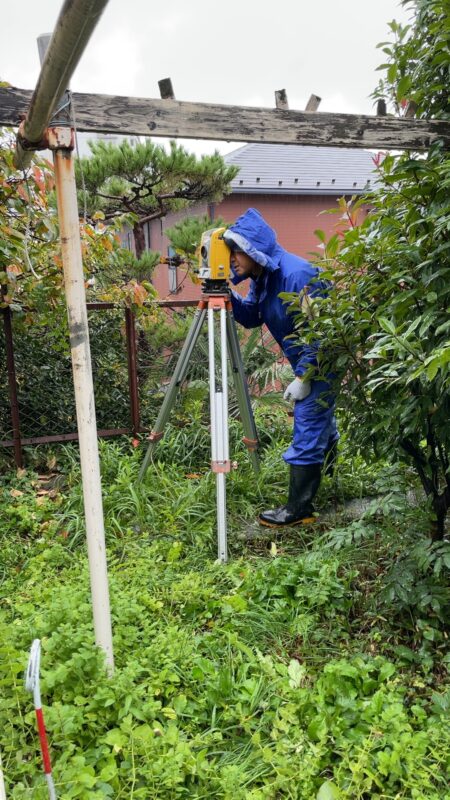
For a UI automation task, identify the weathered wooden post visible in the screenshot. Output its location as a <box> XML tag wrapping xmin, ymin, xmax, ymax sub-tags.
<box><xmin>14</xmin><ymin>0</ymin><xmax>114</xmax><ymax>673</ymax></box>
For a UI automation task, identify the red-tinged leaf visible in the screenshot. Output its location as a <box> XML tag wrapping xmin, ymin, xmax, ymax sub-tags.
<box><xmin>17</xmin><ymin>184</ymin><xmax>29</xmax><ymax>202</ymax></box>
<box><xmin>133</xmin><ymin>282</ymin><xmax>148</xmax><ymax>307</ymax></box>
<box><xmin>32</xmin><ymin>166</ymin><xmax>46</xmax><ymax>194</ymax></box>
<box><xmin>7</xmin><ymin>263</ymin><xmax>23</xmax><ymax>275</ymax></box>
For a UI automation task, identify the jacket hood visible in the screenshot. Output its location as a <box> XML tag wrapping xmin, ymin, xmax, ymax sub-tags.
<box><xmin>223</xmin><ymin>209</ymin><xmax>284</xmax><ymax>283</ymax></box>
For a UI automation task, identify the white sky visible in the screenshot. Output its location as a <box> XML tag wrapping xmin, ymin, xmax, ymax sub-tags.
<box><xmin>0</xmin><ymin>0</ymin><xmax>412</xmax><ymax>156</ymax></box>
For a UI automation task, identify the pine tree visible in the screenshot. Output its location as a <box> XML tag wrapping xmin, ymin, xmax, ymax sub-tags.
<box><xmin>165</xmin><ymin>214</ymin><xmax>227</xmax><ymax>257</ymax></box>
<box><xmin>76</xmin><ymin>138</ymin><xmax>238</xmax><ymax>260</ymax></box>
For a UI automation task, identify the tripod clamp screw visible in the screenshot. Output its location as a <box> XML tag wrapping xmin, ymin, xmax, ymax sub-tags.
<box><xmin>211</xmin><ymin>460</ymin><xmax>231</xmax><ymax>473</ymax></box>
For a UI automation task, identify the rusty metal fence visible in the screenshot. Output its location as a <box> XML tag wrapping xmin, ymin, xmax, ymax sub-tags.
<box><xmin>1</xmin><ymin>299</ymin><xmax>196</xmax><ymax>467</ymax></box>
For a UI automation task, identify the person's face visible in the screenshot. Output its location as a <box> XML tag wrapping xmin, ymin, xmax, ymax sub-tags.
<box><xmin>230</xmin><ymin>250</ymin><xmax>262</xmax><ymax>279</ymax></box>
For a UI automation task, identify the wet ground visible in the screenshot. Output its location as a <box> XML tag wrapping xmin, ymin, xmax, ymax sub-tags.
<box><xmin>237</xmin><ymin>489</ymin><xmax>425</xmax><ymax>543</ymax></box>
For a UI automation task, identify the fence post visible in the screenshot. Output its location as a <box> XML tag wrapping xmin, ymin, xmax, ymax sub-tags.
<box><xmin>125</xmin><ymin>307</ymin><xmax>140</xmax><ymax>437</ymax></box>
<box><xmin>3</xmin><ymin>307</ymin><xmax>23</xmax><ymax>468</ymax></box>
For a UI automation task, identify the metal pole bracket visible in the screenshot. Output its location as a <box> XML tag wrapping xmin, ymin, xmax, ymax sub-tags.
<box><xmin>16</xmin><ymin>122</ymin><xmax>75</xmax><ymax>152</ymax></box>
<box><xmin>46</xmin><ymin>126</ymin><xmax>75</xmax><ymax>150</ymax></box>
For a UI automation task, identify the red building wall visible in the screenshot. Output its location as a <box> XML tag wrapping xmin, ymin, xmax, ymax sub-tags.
<box><xmin>151</xmin><ymin>193</ymin><xmax>362</xmax><ymax>301</ymax></box>
<box><xmin>218</xmin><ymin>194</ymin><xmax>345</xmax><ymax>259</ymax></box>
<box><xmin>150</xmin><ymin>204</ymin><xmax>208</xmax><ymax>301</ymax></box>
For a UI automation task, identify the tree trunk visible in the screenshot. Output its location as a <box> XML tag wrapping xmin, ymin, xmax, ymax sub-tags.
<box><xmin>133</xmin><ymin>222</ymin><xmax>146</xmax><ymax>260</ymax></box>
<box><xmin>400</xmin><ymin>437</ymin><xmax>449</xmax><ymax>542</ymax></box>
<box><xmin>132</xmin><ymin>222</ymin><xmax>155</xmax><ymax>387</ymax></box>
<box><xmin>431</xmin><ymin>491</ymin><xmax>449</xmax><ymax>542</ymax></box>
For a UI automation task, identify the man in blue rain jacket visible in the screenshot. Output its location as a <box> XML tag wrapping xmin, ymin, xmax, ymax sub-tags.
<box><xmin>223</xmin><ymin>208</ymin><xmax>338</xmax><ymax>528</ymax></box>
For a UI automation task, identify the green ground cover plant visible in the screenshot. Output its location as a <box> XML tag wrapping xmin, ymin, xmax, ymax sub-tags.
<box><xmin>0</xmin><ymin>417</ymin><xmax>448</xmax><ymax>799</ymax></box>
<box><xmin>1</xmin><ymin>4</ymin><xmax>449</xmax><ymax>796</ymax></box>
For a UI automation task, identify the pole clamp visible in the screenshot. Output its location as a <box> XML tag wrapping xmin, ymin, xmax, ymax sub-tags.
<box><xmin>148</xmin><ymin>430</ymin><xmax>164</xmax><ymax>443</ymax></box>
<box><xmin>211</xmin><ymin>460</ymin><xmax>231</xmax><ymax>473</ymax></box>
<box><xmin>17</xmin><ymin>122</ymin><xmax>75</xmax><ymax>152</ymax></box>
<box><xmin>242</xmin><ymin>436</ymin><xmax>259</xmax><ymax>451</ymax></box>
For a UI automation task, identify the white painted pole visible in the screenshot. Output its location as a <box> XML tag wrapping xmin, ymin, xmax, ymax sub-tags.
<box><xmin>0</xmin><ymin>748</ymin><xmax>6</xmax><ymax>800</ymax></box>
<box><xmin>52</xmin><ymin>138</ymin><xmax>114</xmax><ymax>672</ymax></box>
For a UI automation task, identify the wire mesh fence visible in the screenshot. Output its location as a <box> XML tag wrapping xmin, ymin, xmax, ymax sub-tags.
<box><xmin>1</xmin><ymin>298</ymin><xmax>282</xmax><ymax>468</ymax></box>
<box><xmin>0</xmin><ymin>302</ymin><xmax>188</xmax><ymax>466</ymax></box>
<box><xmin>136</xmin><ymin>302</ymin><xmax>212</xmax><ymax>431</ymax></box>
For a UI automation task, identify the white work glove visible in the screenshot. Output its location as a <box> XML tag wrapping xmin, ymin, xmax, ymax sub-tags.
<box><xmin>283</xmin><ymin>377</ymin><xmax>311</xmax><ymax>402</ymax></box>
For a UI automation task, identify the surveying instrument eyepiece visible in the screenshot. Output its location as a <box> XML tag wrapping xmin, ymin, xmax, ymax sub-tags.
<box><xmin>138</xmin><ymin>227</ymin><xmax>260</xmax><ymax>563</ymax></box>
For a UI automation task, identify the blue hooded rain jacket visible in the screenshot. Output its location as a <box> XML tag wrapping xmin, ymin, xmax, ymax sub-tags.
<box><xmin>224</xmin><ymin>208</ymin><xmax>338</xmax><ymax>466</ymax></box>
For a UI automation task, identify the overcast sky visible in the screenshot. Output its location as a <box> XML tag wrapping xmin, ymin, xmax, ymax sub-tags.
<box><xmin>0</xmin><ymin>0</ymin><xmax>412</xmax><ymax>155</ymax></box>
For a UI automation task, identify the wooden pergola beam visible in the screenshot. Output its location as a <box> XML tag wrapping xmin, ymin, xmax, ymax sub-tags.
<box><xmin>1</xmin><ymin>85</ymin><xmax>449</xmax><ymax>151</ymax></box>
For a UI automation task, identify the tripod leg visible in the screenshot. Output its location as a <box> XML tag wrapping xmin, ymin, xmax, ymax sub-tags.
<box><xmin>138</xmin><ymin>307</ymin><xmax>206</xmax><ymax>482</ymax></box>
<box><xmin>209</xmin><ymin>305</ymin><xmax>229</xmax><ymax>563</ymax></box>
<box><xmin>226</xmin><ymin>310</ymin><xmax>260</xmax><ymax>472</ymax></box>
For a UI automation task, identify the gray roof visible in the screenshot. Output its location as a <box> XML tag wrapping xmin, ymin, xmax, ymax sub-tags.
<box><xmin>224</xmin><ymin>143</ymin><xmax>377</xmax><ymax>196</ymax></box>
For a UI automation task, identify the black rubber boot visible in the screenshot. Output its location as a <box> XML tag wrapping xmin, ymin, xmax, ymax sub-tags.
<box><xmin>324</xmin><ymin>439</ymin><xmax>338</xmax><ymax>478</ymax></box>
<box><xmin>259</xmin><ymin>464</ymin><xmax>322</xmax><ymax>527</ymax></box>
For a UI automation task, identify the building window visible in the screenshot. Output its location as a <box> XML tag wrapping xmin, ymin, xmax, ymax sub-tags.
<box><xmin>143</xmin><ymin>221</ymin><xmax>151</xmax><ymax>250</ymax></box>
<box><xmin>168</xmin><ymin>246</ymin><xmax>178</xmax><ymax>294</ymax></box>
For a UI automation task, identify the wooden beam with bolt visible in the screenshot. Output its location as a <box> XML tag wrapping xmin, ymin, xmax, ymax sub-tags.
<box><xmin>2</xmin><ymin>86</ymin><xmax>449</xmax><ymax>151</ymax></box>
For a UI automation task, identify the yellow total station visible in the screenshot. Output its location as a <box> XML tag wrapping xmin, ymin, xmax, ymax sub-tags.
<box><xmin>194</xmin><ymin>227</ymin><xmax>231</xmax><ymax>284</ymax></box>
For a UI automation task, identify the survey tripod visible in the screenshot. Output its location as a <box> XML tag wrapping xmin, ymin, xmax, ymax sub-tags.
<box><xmin>138</xmin><ymin>280</ymin><xmax>260</xmax><ymax>562</ymax></box>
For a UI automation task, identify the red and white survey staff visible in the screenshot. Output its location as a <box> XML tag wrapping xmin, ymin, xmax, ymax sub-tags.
<box><xmin>25</xmin><ymin>640</ymin><xmax>57</xmax><ymax>800</ymax></box>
